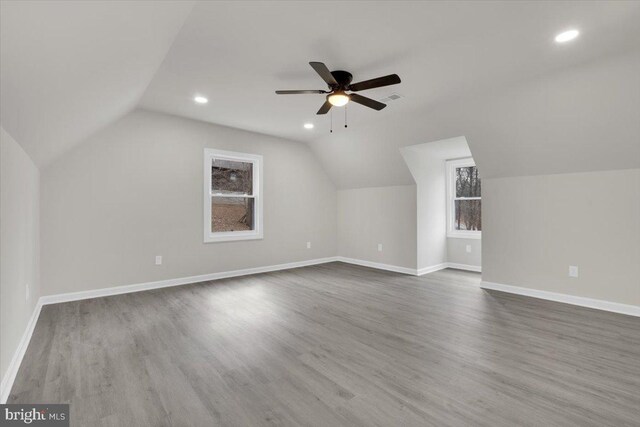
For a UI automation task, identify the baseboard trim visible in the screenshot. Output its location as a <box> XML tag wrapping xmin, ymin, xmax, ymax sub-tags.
<box><xmin>336</xmin><ymin>259</ymin><xmax>483</xmax><ymax>277</ymax></box>
<box><xmin>0</xmin><ymin>302</ymin><xmax>42</xmax><ymax>404</ymax></box>
<box><xmin>417</xmin><ymin>262</ymin><xmax>481</xmax><ymax>276</ymax></box>
<box><xmin>40</xmin><ymin>257</ymin><xmax>340</xmax><ymax>305</ymax></box>
<box><xmin>446</xmin><ymin>262</ymin><xmax>482</xmax><ymax>273</ymax></box>
<box><xmin>481</xmin><ymin>281</ymin><xmax>640</xmax><ymax>317</ymax></box>
<box><xmin>335</xmin><ymin>257</ymin><xmax>417</xmax><ymax>275</ymax></box>
<box><xmin>417</xmin><ymin>263</ymin><xmax>448</xmax><ymax>276</ymax></box>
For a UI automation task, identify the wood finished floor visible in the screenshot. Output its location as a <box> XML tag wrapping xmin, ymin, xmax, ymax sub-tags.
<box><xmin>9</xmin><ymin>263</ymin><xmax>640</xmax><ymax>426</ymax></box>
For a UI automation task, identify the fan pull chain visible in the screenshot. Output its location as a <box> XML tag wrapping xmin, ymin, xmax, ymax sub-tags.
<box><xmin>330</xmin><ymin>109</ymin><xmax>333</xmax><ymax>133</ymax></box>
<box><xmin>345</xmin><ymin>105</ymin><xmax>348</xmax><ymax>128</ymax></box>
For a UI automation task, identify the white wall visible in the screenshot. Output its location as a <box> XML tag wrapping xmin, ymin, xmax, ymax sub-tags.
<box><xmin>483</xmin><ymin>169</ymin><xmax>640</xmax><ymax>306</ymax></box>
<box><xmin>337</xmin><ymin>186</ymin><xmax>417</xmax><ymax>270</ymax></box>
<box><xmin>401</xmin><ymin>152</ymin><xmax>446</xmax><ymax>270</ymax></box>
<box><xmin>40</xmin><ymin>109</ymin><xmax>337</xmax><ymax>295</ymax></box>
<box><xmin>0</xmin><ymin>127</ymin><xmax>40</xmax><ymax>386</ymax></box>
<box><xmin>401</xmin><ymin>137</ymin><xmax>482</xmax><ymax>271</ymax></box>
<box><xmin>447</xmin><ymin>238</ymin><xmax>481</xmax><ymax>268</ymax></box>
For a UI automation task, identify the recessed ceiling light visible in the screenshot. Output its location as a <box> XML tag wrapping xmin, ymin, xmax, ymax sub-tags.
<box><xmin>555</xmin><ymin>29</ymin><xmax>579</xmax><ymax>43</ymax></box>
<box><xmin>194</xmin><ymin>96</ymin><xmax>208</xmax><ymax>104</ymax></box>
<box><xmin>303</xmin><ymin>123</ymin><xmax>314</xmax><ymax>129</ymax></box>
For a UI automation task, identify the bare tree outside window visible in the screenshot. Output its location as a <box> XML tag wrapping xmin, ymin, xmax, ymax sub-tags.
<box><xmin>204</xmin><ymin>149</ymin><xmax>262</xmax><ymax>243</ymax></box>
<box><xmin>211</xmin><ymin>159</ymin><xmax>254</xmax><ymax>232</ymax></box>
<box><xmin>447</xmin><ymin>159</ymin><xmax>481</xmax><ymax>237</ymax></box>
<box><xmin>454</xmin><ymin>166</ymin><xmax>481</xmax><ymax>231</ymax></box>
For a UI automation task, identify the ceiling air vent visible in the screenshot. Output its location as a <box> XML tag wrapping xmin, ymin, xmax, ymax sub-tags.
<box><xmin>378</xmin><ymin>93</ymin><xmax>403</xmax><ymax>103</ymax></box>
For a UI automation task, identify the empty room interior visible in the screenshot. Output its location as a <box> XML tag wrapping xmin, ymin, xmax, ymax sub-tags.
<box><xmin>1</xmin><ymin>1</ymin><xmax>639</xmax><ymax>425</ymax></box>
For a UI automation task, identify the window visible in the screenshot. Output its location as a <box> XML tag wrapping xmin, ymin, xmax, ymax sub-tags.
<box><xmin>204</xmin><ymin>148</ymin><xmax>263</xmax><ymax>242</ymax></box>
<box><xmin>446</xmin><ymin>158</ymin><xmax>481</xmax><ymax>239</ymax></box>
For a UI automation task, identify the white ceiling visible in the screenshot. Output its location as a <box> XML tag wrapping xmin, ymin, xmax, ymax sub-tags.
<box><xmin>308</xmin><ymin>49</ymin><xmax>640</xmax><ymax>188</ymax></box>
<box><xmin>402</xmin><ymin>137</ymin><xmax>472</xmax><ymax>163</ymax></box>
<box><xmin>140</xmin><ymin>1</ymin><xmax>640</xmax><ymax>144</ymax></box>
<box><xmin>2</xmin><ymin>1</ymin><xmax>639</xmax><ymax>184</ymax></box>
<box><xmin>0</xmin><ymin>0</ymin><xmax>195</xmax><ymax>166</ymax></box>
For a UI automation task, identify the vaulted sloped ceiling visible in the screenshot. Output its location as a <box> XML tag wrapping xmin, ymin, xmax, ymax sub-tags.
<box><xmin>0</xmin><ymin>0</ymin><xmax>195</xmax><ymax>167</ymax></box>
<box><xmin>137</xmin><ymin>1</ymin><xmax>640</xmax><ymax>187</ymax></box>
<box><xmin>2</xmin><ymin>1</ymin><xmax>639</xmax><ymax>185</ymax></box>
<box><xmin>308</xmin><ymin>50</ymin><xmax>640</xmax><ymax>188</ymax></box>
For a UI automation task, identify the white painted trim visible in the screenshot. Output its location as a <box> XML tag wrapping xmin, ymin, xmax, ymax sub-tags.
<box><xmin>335</xmin><ymin>257</ymin><xmax>417</xmax><ymax>275</ymax></box>
<box><xmin>416</xmin><ymin>262</ymin><xmax>482</xmax><ymax>275</ymax></box>
<box><xmin>203</xmin><ymin>148</ymin><xmax>264</xmax><ymax>243</ymax></box>
<box><xmin>40</xmin><ymin>257</ymin><xmax>339</xmax><ymax>305</ymax></box>
<box><xmin>416</xmin><ymin>263</ymin><xmax>448</xmax><ymax>276</ymax></box>
<box><xmin>334</xmin><ymin>258</ymin><xmax>482</xmax><ymax>276</ymax></box>
<box><xmin>0</xmin><ymin>302</ymin><xmax>42</xmax><ymax>404</ymax></box>
<box><xmin>481</xmin><ymin>281</ymin><xmax>640</xmax><ymax>317</ymax></box>
<box><xmin>447</xmin><ymin>232</ymin><xmax>481</xmax><ymax>240</ymax></box>
<box><xmin>446</xmin><ymin>157</ymin><xmax>482</xmax><ymax>239</ymax></box>
<box><xmin>446</xmin><ymin>262</ymin><xmax>482</xmax><ymax>273</ymax></box>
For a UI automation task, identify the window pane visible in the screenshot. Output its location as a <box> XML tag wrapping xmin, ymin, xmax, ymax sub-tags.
<box><xmin>455</xmin><ymin>166</ymin><xmax>481</xmax><ymax>198</ymax></box>
<box><xmin>454</xmin><ymin>199</ymin><xmax>481</xmax><ymax>231</ymax></box>
<box><xmin>212</xmin><ymin>159</ymin><xmax>253</xmax><ymax>195</ymax></box>
<box><xmin>211</xmin><ymin>197</ymin><xmax>254</xmax><ymax>232</ymax></box>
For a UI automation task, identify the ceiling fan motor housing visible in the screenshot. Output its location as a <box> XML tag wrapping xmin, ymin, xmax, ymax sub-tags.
<box><xmin>275</xmin><ymin>62</ymin><xmax>400</xmax><ymax>114</ymax></box>
<box><xmin>330</xmin><ymin>70</ymin><xmax>353</xmax><ymax>90</ymax></box>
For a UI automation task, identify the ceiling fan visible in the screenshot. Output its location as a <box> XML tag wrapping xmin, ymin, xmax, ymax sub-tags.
<box><xmin>275</xmin><ymin>62</ymin><xmax>401</xmax><ymax>115</ymax></box>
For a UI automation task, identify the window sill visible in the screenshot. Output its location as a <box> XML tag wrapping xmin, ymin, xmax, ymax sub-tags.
<box><xmin>204</xmin><ymin>231</ymin><xmax>263</xmax><ymax>243</ymax></box>
<box><xmin>447</xmin><ymin>232</ymin><xmax>481</xmax><ymax>240</ymax></box>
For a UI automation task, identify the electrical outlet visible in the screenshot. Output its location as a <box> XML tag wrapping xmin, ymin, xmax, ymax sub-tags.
<box><xmin>26</xmin><ymin>283</ymin><xmax>30</xmax><ymax>301</ymax></box>
<box><xmin>155</xmin><ymin>255</ymin><xmax>163</xmax><ymax>265</ymax></box>
<box><xmin>466</xmin><ymin>245</ymin><xmax>472</xmax><ymax>253</ymax></box>
<box><xmin>569</xmin><ymin>265</ymin><xmax>579</xmax><ymax>278</ymax></box>
<box><xmin>306</xmin><ymin>241</ymin><xmax>311</xmax><ymax>249</ymax></box>
<box><xmin>378</xmin><ymin>243</ymin><xmax>383</xmax><ymax>252</ymax></box>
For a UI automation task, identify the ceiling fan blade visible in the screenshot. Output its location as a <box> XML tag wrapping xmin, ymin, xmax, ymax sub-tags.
<box><xmin>275</xmin><ymin>90</ymin><xmax>326</xmax><ymax>94</ymax></box>
<box><xmin>316</xmin><ymin>100</ymin><xmax>332</xmax><ymax>115</ymax></box>
<box><xmin>349</xmin><ymin>93</ymin><xmax>386</xmax><ymax>111</ymax></box>
<box><xmin>349</xmin><ymin>74</ymin><xmax>401</xmax><ymax>92</ymax></box>
<box><xmin>309</xmin><ymin>62</ymin><xmax>338</xmax><ymax>86</ymax></box>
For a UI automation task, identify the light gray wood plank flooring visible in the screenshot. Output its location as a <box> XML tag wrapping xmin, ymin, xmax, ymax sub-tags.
<box><xmin>9</xmin><ymin>263</ymin><xmax>640</xmax><ymax>426</ymax></box>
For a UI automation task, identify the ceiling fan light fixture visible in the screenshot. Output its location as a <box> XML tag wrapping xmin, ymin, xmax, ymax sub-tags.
<box><xmin>328</xmin><ymin>92</ymin><xmax>350</xmax><ymax>107</ymax></box>
<box><xmin>275</xmin><ymin>62</ymin><xmax>401</xmax><ymax>115</ymax></box>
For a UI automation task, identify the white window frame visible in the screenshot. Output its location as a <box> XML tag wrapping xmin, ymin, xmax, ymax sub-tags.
<box><xmin>446</xmin><ymin>158</ymin><xmax>481</xmax><ymax>239</ymax></box>
<box><xmin>203</xmin><ymin>148</ymin><xmax>263</xmax><ymax>243</ymax></box>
